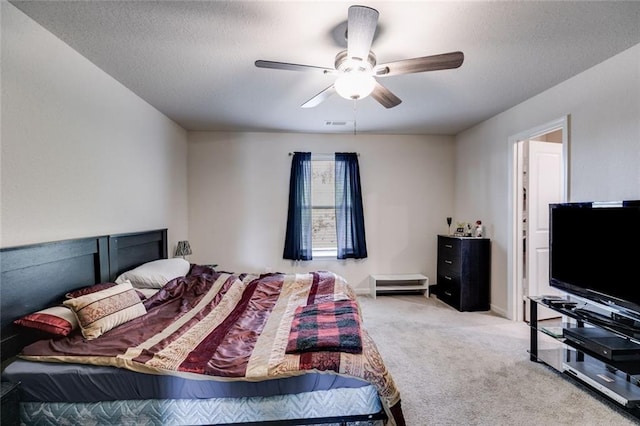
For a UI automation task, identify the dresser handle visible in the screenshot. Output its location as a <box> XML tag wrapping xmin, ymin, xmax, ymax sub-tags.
<box><xmin>445</xmin><ymin>244</ymin><xmax>453</xmax><ymax>248</ymax></box>
<box><xmin>444</xmin><ymin>275</ymin><xmax>452</xmax><ymax>280</ymax></box>
<box><xmin>445</xmin><ymin>260</ymin><xmax>452</xmax><ymax>264</ymax></box>
<box><xmin>444</xmin><ymin>291</ymin><xmax>452</xmax><ymax>296</ymax></box>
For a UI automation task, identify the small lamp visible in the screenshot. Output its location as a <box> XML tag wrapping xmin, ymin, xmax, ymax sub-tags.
<box><xmin>175</xmin><ymin>240</ymin><xmax>192</xmax><ymax>259</ymax></box>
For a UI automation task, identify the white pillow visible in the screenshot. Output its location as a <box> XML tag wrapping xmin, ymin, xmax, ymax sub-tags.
<box><xmin>115</xmin><ymin>258</ymin><xmax>190</xmax><ymax>289</ymax></box>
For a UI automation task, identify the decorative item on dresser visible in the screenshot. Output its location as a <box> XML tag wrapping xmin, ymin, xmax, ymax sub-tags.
<box><xmin>436</xmin><ymin>235</ymin><xmax>490</xmax><ymax>312</ymax></box>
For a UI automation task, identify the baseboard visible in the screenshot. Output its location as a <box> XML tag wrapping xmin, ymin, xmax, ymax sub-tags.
<box><xmin>355</xmin><ymin>288</ymin><xmax>371</xmax><ymax>296</ymax></box>
<box><xmin>491</xmin><ymin>303</ymin><xmax>508</xmax><ymax>318</ymax></box>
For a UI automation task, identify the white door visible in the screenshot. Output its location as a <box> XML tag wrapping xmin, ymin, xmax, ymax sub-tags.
<box><xmin>524</xmin><ymin>140</ymin><xmax>564</xmax><ymax>321</ymax></box>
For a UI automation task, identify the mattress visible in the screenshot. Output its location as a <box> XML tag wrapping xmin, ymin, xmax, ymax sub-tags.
<box><xmin>2</xmin><ymin>359</ymin><xmax>371</xmax><ymax>402</ymax></box>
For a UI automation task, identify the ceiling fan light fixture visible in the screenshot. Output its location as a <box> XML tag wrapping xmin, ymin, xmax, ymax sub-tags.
<box><xmin>255</xmin><ymin>5</ymin><xmax>463</xmax><ymax>109</ymax></box>
<box><xmin>335</xmin><ymin>72</ymin><xmax>376</xmax><ymax>100</ymax></box>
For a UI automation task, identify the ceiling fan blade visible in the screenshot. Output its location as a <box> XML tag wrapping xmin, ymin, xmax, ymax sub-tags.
<box><xmin>255</xmin><ymin>60</ymin><xmax>336</xmax><ymax>75</ymax></box>
<box><xmin>375</xmin><ymin>51</ymin><xmax>464</xmax><ymax>77</ymax></box>
<box><xmin>370</xmin><ymin>81</ymin><xmax>402</xmax><ymax>108</ymax></box>
<box><xmin>347</xmin><ymin>5</ymin><xmax>379</xmax><ymax>61</ymax></box>
<box><xmin>301</xmin><ymin>85</ymin><xmax>337</xmax><ymax>108</ymax></box>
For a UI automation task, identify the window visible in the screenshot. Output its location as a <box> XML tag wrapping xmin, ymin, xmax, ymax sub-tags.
<box><xmin>283</xmin><ymin>152</ymin><xmax>367</xmax><ymax>261</ymax></box>
<box><xmin>311</xmin><ymin>158</ymin><xmax>337</xmax><ymax>257</ymax></box>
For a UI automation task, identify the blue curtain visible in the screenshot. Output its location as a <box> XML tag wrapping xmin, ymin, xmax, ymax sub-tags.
<box><xmin>283</xmin><ymin>152</ymin><xmax>312</xmax><ymax>260</ymax></box>
<box><xmin>335</xmin><ymin>153</ymin><xmax>368</xmax><ymax>259</ymax></box>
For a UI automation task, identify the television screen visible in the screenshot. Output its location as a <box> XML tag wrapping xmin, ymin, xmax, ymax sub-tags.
<box><xmin>549</xmin><ymin>200</ymin><xmax>640</xmax><ymax>320</ymax></box>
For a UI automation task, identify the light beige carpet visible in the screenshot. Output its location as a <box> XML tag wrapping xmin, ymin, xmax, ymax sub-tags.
<box><xmin>358</xmin><ymin>294</ymin><xmax>639</xmax><ymax>426</ymax></box>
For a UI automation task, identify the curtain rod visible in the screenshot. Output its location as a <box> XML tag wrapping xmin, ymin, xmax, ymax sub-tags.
<box><xmin>288</xmin><ymin>152</ymin><xmax>360</xmax><ymax>156</ymax></box>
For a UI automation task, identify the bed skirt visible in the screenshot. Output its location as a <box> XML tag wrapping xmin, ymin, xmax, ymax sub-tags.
<box><xmin>19</xmin><ymin>386</ymin><xmax>385</xmax><ymax>426</ymax></box>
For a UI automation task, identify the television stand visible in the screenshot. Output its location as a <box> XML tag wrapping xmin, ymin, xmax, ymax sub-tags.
<box><xmin>529</xmin><ymin>296</ymin><xmax>640</xmax><ymax>418</ymax></box>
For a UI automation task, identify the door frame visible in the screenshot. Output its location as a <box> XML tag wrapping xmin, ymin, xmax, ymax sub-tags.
<box><xmin>506</xmin><ymin>115</ymin><xmax>570</xmax><ymax>321</ymax></box>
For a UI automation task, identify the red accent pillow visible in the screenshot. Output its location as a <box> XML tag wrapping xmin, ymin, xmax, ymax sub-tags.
<box><xmin>14</xmin><ymin>306</ymin><xmax>78</xmax><ymax>336</ymax></box>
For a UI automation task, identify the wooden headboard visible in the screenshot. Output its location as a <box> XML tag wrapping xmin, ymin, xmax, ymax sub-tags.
<box><xmin>0</xmin><ymin>229</ymin><xmax>167</xmax><ymax>362</ymax></box>
<box><xmin>108</xmin><ymin>229</ymin><xmax>168</xmax><ymax>281</ymax></box>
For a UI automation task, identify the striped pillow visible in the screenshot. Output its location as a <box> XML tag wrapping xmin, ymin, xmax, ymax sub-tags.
<box><xmin>63</xmin><ymin>280</ymin><xmax>146</xmax><ymax>340</ymax></box>
<box><xmin>14</xmin><ymin>305</ymin><xmax>78</xmax><ymax>336</ymax></box>
<box><xmin>66</xmin><ymin>282</ymin><xmax>147</xmax><ymax>301</ymax></box>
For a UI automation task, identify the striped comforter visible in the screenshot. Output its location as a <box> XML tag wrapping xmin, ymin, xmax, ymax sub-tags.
<box><xmin>20</xmin><ymin>268</ymin><xmax>404</xmax><ymax>425</ymax></box>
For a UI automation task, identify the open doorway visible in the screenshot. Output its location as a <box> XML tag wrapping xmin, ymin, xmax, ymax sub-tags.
<box><xmin>507</xmin><ymin>116</ymin><xmax>570</xmax><ymax>322</ymax></box>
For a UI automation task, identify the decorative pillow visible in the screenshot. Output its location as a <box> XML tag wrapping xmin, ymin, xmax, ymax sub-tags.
<box><xmin>66</xmin><ymin>282</ymin><xmax>146</xmax><ymax>301</ymax></box>
<box><xmin>115</xmin><ymin>258</ymin><xmax>190</xmax><ymax>289</ymax></box>
<box><xmin>14</xmin><ymin>306</ymin><xmax>78</xmax><ymax>337</ymax></box>
<box><xmin>63</xmin><ymin>281</ymin><xmax>147</xmax><ymax>340</ymax></box>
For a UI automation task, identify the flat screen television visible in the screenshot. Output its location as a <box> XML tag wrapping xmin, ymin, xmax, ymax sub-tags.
<box><xmin>549</xmin><ymin>200</ymin><xmax>640</xmax><ymax>324</ymax></box>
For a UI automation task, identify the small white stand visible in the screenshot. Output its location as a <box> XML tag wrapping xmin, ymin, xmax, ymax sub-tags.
<box><xmin>369</xmin><ymin>274</ymin><xmax>429</xmax><ymax>299</ymax></box>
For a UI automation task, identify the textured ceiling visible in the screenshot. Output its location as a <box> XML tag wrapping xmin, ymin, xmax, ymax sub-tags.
<box><xmin>10</xmin><ymin>1</ymin><xmax>640</xmax><ymax>135</ymax></box>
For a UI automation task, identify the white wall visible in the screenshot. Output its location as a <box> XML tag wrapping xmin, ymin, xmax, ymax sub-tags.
<box><xmin>5</xmin><ymin>0</ymin><xmax>636</xmax><ymax>313</ymax></box>
<box><xmin>188</xmin><ymin>132</ymin><xmax>454</xmax><ymax>292</ymax></box>
<box><xmin>455</xmin><ymin>43</ymin><xmax>640</xmax><ymax>317</ymax></box>
<box><xmin>0</xmin><ymin>3</ymin><xmax>189</xmax><ymax>250</ymax></box>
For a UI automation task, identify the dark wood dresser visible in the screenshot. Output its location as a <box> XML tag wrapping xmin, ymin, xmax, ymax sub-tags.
<box><xmin>436</xmin><ymin>235</ymin><xmax>490</xmax><ymax>311</ymax></box>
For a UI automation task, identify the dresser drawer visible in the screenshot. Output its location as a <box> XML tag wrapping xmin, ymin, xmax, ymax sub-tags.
<box><xmin>437</xmin><ymin>278</ymin><xmax>460</xmax><ymax>310</ymax></box>
<box><xmin>437</xmin><ymin>256</ymin><xmax>461</xmax><ymax>274</ymax></box>
<box><xmin>438</xmin><ymin>272</ymin><xmax>461</xmax><ymax>288</ymax></box>
<box><xmin>438</xmin><ymin>237</ymin><xmax>462</xmax><ymax>258</ymax></box>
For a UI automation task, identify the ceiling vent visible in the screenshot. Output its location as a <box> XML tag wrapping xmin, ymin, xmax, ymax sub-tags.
<box><xmin>325</xmin><ymin>120</ymin><xmax>354</xmax><ymax>127</ymax></box>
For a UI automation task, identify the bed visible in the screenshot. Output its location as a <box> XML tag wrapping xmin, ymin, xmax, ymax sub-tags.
<box><xmin>0</xmin><ymin>230</ymin><xmax>405</xmax><ymax>426</ymax></box>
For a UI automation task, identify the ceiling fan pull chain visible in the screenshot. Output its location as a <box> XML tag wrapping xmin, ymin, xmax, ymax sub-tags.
<box><xmin>353</xmin><ymin>99</ymin><xmax>357</xmax><ymax>135</ymax></box>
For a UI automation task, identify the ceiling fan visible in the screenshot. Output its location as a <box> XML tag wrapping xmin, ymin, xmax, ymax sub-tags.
<box><xmin>255</xmin><ymin>5</ymin><xmax>464</xmax><ymax>109</ymax></box>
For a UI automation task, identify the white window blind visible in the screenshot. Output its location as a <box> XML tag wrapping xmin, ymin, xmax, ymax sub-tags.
<box><xmin>311</xmin><ymin>158</ymin><xmax>337</xmax><ymax>255</ymax></box>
